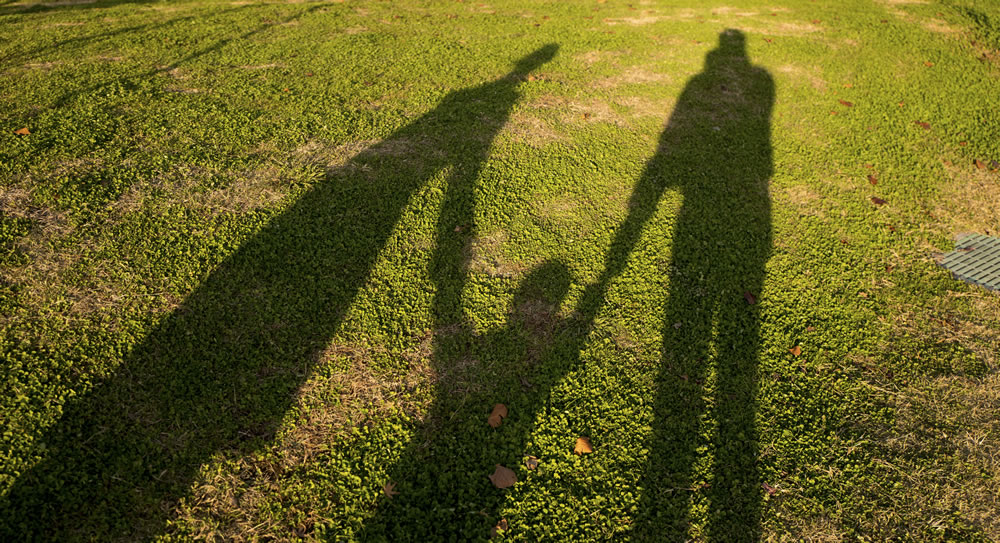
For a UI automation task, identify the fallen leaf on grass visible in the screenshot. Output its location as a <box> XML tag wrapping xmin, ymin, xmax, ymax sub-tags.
<box><xmin>959</xmin><ymin>141</ymin><xmax>967</xmax><ymax>146</ymax></box>
<box><xmin>914</xmin><ymin>121</ymin><xmax>930</xmax><ymax>130</ymax></box>
<box><xmin>487</xmin><ymin>403</ymin><xmax>508</xmax><ymax>428</ymax></box>
<box><xmin>762</xmin><ymin>482</ymin><xmax>777</xmax><ymax>495</ymax></box>
<box><xmin>838</xmin><ymin>99</ymin><xmax>854</xmax><ymax>107</ymax></box>
<box><xmin>491</xmin><ymin>518</ymin><xmax>509</xmax><ymax>538</ymax></box>
<box><xmin>489</xmin><ymin>464</ymin><xmax>517</xmax><ymax>488</ymax></box>
<box><xmin>13</xmin><ymin>127</ymin><xmax>30</xmax><ymax>136</ymax></box>
<box><xmin>811</xmin><ymin>19</ymin><xmax>821</xmax><ymax>24</ymax></box>
<box><xmin>524</xmin><ymin>455</ymin><xmax>539</xmax><ymax>470</ymax></box>
<box><xmin>789</xmin><ymin>345</ymin><xmax>802</xmax><ymax>357</ymax></box>
<box><xmin>871</xmin><ymin>196</ymin><xmax>887</xmax><ymax>205</ymax></box>
<box><xmin>924</xmin><ymin>61</ymin><xmax>934</xmax><ymax>67</ymax></box>
<box><xmin>991</xmin><ymin>160</ymin><xmax>999</xmax><ymax>170</ymax></box>
<box><xmin>574</xmin><ymin>437</ymin><xmax>594</xmax><ymax>455</ymax></box>
<box><xmin>743</xmin><ymin>291</ymin><xmax>757</xmax><ymax>305</ymax></box>
<box><xmin>383</xmin><ymin>482</ymin><xmax>399</xmax><ymax>498</ymax></box>
<box><xmin>974</xmin><ymin>159</ymin><xmax>986</xmax><ymax>170</ymax></box>
<box><xmin>868</xmin><ymin>174</ymin><xmax>877</xmax><ymax>185</ymax></box>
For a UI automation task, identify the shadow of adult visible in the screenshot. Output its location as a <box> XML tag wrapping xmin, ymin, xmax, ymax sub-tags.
<box><xmin>627</xmin><ymin>29</ymin><xmax>774</xmax><ymax>541</ymax></box>
<box><xmin>0</xmin><ymin>44</ymin><xmax>557</xmax><ymax>541</ymax></box>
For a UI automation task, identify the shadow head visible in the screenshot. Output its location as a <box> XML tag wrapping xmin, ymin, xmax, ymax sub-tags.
<box><xmin>513</xmin><ymin>259</ymin><xmax>571</xmax><ymax>310</ymax></box>
<box><xmin>511</xmin><ymin>43</ymin><xmax>559</xmax><ymax>77</ymax></box>
<box><xmin>715</xmin><ymin>29</ymin><xmax>748</xmax><ymax>59</ymax></box>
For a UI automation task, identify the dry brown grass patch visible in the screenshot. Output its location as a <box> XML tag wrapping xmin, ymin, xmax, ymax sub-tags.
<box><xmin>711</xmin><ymin>6</ymin><xmax>759</xmax><ymax>17</ymax></box>
<box><xmin>923</xmin><ymin>19</ymin><xmax>958</xmax><ymax>33</ymax></box>
<box><xmin>775</xmin><ymin>64</ymin><xmax>827</xmax><ymax>91</ymax></box>
<box><xmin>614</xmin><ymin>95</ymin><xmax>676</xmax><ymax>119</ymax></box>
<box><xmin>112</xmin><ymin>164</ymin><xmax>292</xmax><ymax>218</ymax></box>
<box><xmin>501</xmin><ymin>112</ymin><xmax>563</xmax><ymax>147</ymax></box>
<box><xmin>603</xmin><ymin>15</ymin><xmax>663</xmax><ymax>26</ymax></box>
<box><xmin>879</xmin><ymin>373</ymin><xmax>1000</xmax><ymax>538</ymax></box>
<box><xmin>239</xmin><ymin>63</ymin><xmax>284</xmax><ymax>70</ymax></box>
<box><xmin>525</xmin><ymin>94</ymin><xmax>631</xmax><ymax>127</ymax></box>
<box><xmin>174</xmin><ymin>337</ymin><xmax>438</xmax><ymax>540</ymax></box>
<box><xmin>779</xmin><ymin>184</ymin><xmax>827</xmax><ymax>218</ymax></box>
<box><xmin>294</xmin><ymin>138</ymin><xmax>420</xmax><ymax>174</ymax></box>
<box><xmin>932</xmin><ymin>161</ymin><xmax>1000</xmax><ymax>241</ymax></box>
<box><xmin>467</xmin><ymin>229</ymin><xmax>528</xmax><ymax>278</ymax></box>
<box><xmin>594</xmin><ymin>66</ymin><xmax>671</xmax><ymax>89</ymax></box>
<box><xmin>574</xmin><ymin>49</ymin><xmax>627</xmax><ymax>66</ymax></box>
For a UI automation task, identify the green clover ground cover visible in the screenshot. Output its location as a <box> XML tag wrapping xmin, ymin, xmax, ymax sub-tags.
<box><xmin>2</xmin><ymin>0</ymin><xmax>999</xmax><ymax>540</ymax></box>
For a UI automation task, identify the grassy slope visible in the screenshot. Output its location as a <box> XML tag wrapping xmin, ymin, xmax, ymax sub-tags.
<box><xmin>1</xmin><ymin>0</ymin><xmax>999</xmax><ymax>540</ymax></box>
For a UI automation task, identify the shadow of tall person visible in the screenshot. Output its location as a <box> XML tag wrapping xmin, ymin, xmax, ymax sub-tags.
<box><xmin>0</xmin><ymin>44</ymin><xmax>557</xmax><ymax>541</ymax></box>
<box><xmin>628</xmin><ymin>29</ymin><xmax>774</xmax><ymax>541</ymax></box>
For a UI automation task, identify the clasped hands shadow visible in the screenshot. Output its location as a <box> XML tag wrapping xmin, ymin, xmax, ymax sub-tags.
<box><xmin>2</xmin><ymin>30</ymin><xmax>772</xmax><ymax>542</ymax></box>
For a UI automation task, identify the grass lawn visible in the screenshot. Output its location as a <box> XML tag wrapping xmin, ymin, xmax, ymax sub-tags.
<box><xmin>2</xmin><ymin>0</ymin><xmax>1000</xmax><ymax>540</ymax></box>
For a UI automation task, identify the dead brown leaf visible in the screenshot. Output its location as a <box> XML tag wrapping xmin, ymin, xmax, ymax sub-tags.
<box><xmin>574</xmin><ymin>437</ymin><xmax>594</xmax><ymax>455</ymax></box>
<box><xmin>13</xmin><ymin>127</ymin><xmax>30</xmax><ymax>136</ymax></box>
<box><xmin>789</xmin><ymin>345</ymin><xmax>802</xmax><ymax>357</ymax></box>
<box><xmin>487</xmin><ymin>403</ymin><xmax>508</xmax><ymax>428</ymax></box>
<box><xmin>491</xmin><ymin>518</ymin><xmax>509</xmax><ymax>538</ymax></box>
<box><xmin>383</xmin><ymin>482</ymin><xmax>399</xmax><ymax>498</ymax></box>
<box><xmin>871</xmin><ymin>196</ymin><xmax>888</xmax><ymax>206</ymax></box>
<box><xmin>915</xmin><ymin>121</ymin><xmax>931</xmax><ymax>130</ymax></box>
<box><xmin>524</xmin><ymin>455</ymin><xmax>539</xmax><ymax>470</ymax></box>
<box><xmin>974</xmin><ymin>159</ymin><xmax>986</xmax><ymax>170</ymax></box>
<box><xmin>868</xmin><ymin>174</ymin><xmax>878</xmax><ymax>185</ymax></box>
<box><xmin>489</xmin><ymin>464</ymin><xmax>517</xmax><ymax>488</ymax></box>
<box><xmin>743</xmin><ymin>291</ymin><xmax>757</xmax><ymax>305</ymax></box>
<box><xmin>838</xmin><ymin>99</ymin><xmax>854</xmax><ymax>107</ymax></box>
